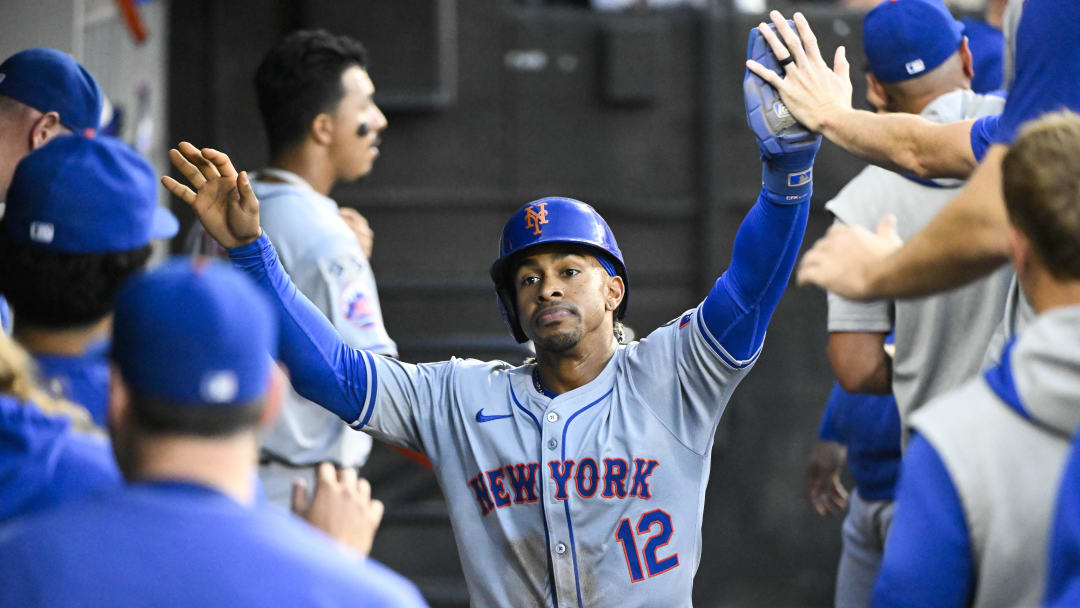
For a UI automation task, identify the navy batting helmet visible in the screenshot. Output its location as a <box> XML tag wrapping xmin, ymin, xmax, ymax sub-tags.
<box><xmin>489</xmin><ymin>197</ymin><xmax>628</xmax><ymax>343</ymax></box>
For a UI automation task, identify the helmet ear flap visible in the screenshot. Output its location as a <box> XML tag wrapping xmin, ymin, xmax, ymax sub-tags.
<box><xmin>495</xmin><ymin>285</ymin><xmax>529</xmax><ymax>343</ymax></box>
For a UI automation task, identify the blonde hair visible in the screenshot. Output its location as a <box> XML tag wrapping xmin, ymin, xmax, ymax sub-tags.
<box><xmin>0</xmin><ymin>331</ymin><xmax>99</xmax><ymax>433</ymax></box>
<box><xmin>1002</xmin><ymin>110</ymin><xmax>1080</xmax><ymax>280</ymax></box>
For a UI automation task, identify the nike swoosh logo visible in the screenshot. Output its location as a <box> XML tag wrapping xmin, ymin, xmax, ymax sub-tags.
<box><xmin>476</xmin><ymin>409</ymin><xmax>513</xmax><ymax>423</ymax></box>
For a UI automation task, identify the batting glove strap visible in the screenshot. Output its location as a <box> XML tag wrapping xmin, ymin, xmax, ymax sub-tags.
<box><xmin>762</xmin><ymin>151</ymin><xmax>816</xmax><ymax>203</ymax></box>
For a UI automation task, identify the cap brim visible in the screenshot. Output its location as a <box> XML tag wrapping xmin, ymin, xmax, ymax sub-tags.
<box><xmin>150</xmin><ymin>205</ymin><xmax>180</xmax><ymax>241</ymax></box>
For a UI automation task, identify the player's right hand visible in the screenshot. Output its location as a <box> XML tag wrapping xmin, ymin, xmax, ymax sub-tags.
<box><xmin>162</xmin><ymin>142</ymin><xmax>262</xmax><ymax>249</ymax></box>
<box><xmin>805</xmin><ymin>440</ymin><xmax>849</xmax><ymax>517</ymax></box>
<box><xmin>291</xmin><ymin>462</ymin><xmax>385</xmax><ymax>558</ymax></box>
<box><xmin>745</xmin><ymin>11</ymin><xmax>852</xmax><ymax>135</ymax></box>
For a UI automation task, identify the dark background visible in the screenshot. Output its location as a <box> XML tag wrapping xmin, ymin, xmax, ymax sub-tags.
<box><xmin>169</xmin><ymin>2</ymin><xmax>885</xmax><ymax>605</ymax></box>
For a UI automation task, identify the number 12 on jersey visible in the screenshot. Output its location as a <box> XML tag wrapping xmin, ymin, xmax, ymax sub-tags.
<box><xmin>615</xmin><ymin>509</ymin><xmax>680</xmax><ymax>582</ymax></box>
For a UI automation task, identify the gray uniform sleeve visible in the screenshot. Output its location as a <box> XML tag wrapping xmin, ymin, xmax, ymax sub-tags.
<box><xmin>620</xmin><ymin>306</ymin><xmax>755</xmax><ymax>455</ymax></box>
<box><xmin>352</xmin><ymin>355</ymin><xmax>458</xmax><ymax>456</ymax></box>
<box><xmin>823</xmin><ymin>170</ymin><xmax>895</xmax><ymax>333</ymax></box>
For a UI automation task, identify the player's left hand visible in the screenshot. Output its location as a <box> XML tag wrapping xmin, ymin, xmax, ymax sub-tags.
<box><xmin>291</xmin><ymin>462</ymin><xmax>384</xmax><ymax>558</ymax></box>
<box><xmin>805</xmin><ymin>440</ymin><xmax>849</xmax><ymax>517</ymax></box>
<box><xmin>797</xmin><ymin>215</ymin><xmax>903</xmax><ymax>299</ymax></box>
<box><xmin>745</xmin><ymin>11</ymin><xmax>853</xmax><ymax>134</ymax></box>
<box><xmin>340</xmin><ymin>207</ymin><xmax>374</xmax><ymax>260</ymax></box>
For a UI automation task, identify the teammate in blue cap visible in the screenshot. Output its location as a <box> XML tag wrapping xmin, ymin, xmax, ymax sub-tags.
<box><xmin>0</xmin><ymin>134</ymin><xmax>178</xmax><ymax>426</ymax></box>
<box><xmin>0</xmin><ymin>47</ymin><xmax>103</xmax><ymax>201</ymax></box>
<box><xmin>824</xmin><ymin>0</ymin><xmax>1009</xmax><ymax>429</ymax></box>
<box><xmin>0</xmin><ymin>258</ymin><xmax>426</xmax><ymax>608</ymax></box>
<box><xmin>804</xmin><ymin>9</ymin><xmax>1008</xmax><ymax>599</ymax></box>
<box><xmin>163</xmin><ymin>24</ymin><xmax>818</xmax><ymax>606</ymax></box>
<box><xmin>0</xmin><ymin>53</ymin><xmax>125</xmax><ymax>517</ymax></box>
<box><xmin>0</xmin><ymin>47</ymin><xmax>105</xmax><ymax>339</ymax></box>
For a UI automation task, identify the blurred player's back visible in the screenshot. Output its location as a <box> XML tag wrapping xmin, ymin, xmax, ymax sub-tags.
<box><xmin>0</xmin><ymin>481</ymin><xmax>420</xmax><ymax>607</ymax></box>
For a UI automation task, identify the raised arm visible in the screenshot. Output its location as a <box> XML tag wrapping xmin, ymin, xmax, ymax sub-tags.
<box><xmin>746</xmin><ymin>11</ymin><xmax>979</xmax><ymax>179</ymax></box>
<box><xmin>703</xmin><ymin>24</ymin><xmax>821</xmax><ymax>360</ymax></box>
<box><xmin>162</xmin><ymin>144</ymin><xmax>371</xmax><ymax>423</ymax></box>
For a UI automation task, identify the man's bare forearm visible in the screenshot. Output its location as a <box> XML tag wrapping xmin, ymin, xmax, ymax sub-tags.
<box><xmin>865</xmin><ymin>145</ymin><xmax>1011</xmax><ymax>298</ymax></box>
<box><xmin>820</xmin><ymin>109</ymin><xmax>978</xmax><ymax>179</ymax></box>
<box><xmin>828</xmin><ymin>332</ymin><xmax>891</xmax><ymax>394</ymax></box>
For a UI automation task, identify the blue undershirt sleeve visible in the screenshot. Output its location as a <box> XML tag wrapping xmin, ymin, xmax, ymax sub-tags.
<box><xmin>699</xmin><ymin>189</ymin><xmax>810</xmax><ymax>361</ymax></box>
<box><xmin>229</xmin><ymin>234</ymin><xmax>370</xmax><ymax>424</ymax></box>
<box><xmin>873</xmin><ymin>434</ymin><xmax>975</xmax><ymax>608</ymax></box>
<box><xmin>970</xmin><ymin>114</ymin><xmax>1001</xmax><ymax>163</ymax></box>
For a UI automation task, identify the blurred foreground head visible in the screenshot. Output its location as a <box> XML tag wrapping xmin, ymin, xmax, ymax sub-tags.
<box><xmin>108</xmin><ymin>257</ymin><xmax>279</xmax><ymax>474</ymax></box>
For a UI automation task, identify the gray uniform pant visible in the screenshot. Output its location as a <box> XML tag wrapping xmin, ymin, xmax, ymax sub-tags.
<box><xmin>835</xmin><ymin>490</ymin><xmax>895</xmax><ymax>608</ymax></box>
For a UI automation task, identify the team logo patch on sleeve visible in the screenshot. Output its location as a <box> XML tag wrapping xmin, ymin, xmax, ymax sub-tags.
<box><xmin>340</xmin><ymin>280</ymin><xmax>377</xmax><ymax>328</ymax></box>
<box><xmin>678</xmin><ymin>313</ymin><xmax>693</xmax><ymax>329</ymax></box>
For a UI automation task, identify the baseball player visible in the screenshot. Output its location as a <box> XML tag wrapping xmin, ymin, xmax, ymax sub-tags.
<box><xmin>0</xmin><ymin>326</ymin><xmax>120</xmax><ymax>522</ymax></box>
<box><xmin>163</xmin><ymin>25</ymin><xmax>819</xmax><ymax>606</ymax></box>
<box><xmin>0</xmin><ymin>134</ymin><xmax>178</xmax><ymax>519</ymax></box>
<box><xmin>0</xmin><ymin>48</ymin><xmax>105</xmax><ymax>346</ymax></box>
<box><xmin>186</xmin><ymin>30</ymin><xmax>396</xmax><ymax>506</ymax></box>
<box><xmin>874</xmin><ymin>111</ymin><xmax>1080</xmax><ymax>608</ymax></box>
<box><xmin>0</xmin><ymin>258</ymin><xmax>427</xmax><ymax>608</ymax></box>
<box><xmin>0</xmin><ymin>48</ymin><xmax>102</xmax><ymax>200</ymax></box>
<box><xmin>824</xmin><ymin>0</ymin><xmax>1011</xmax><ymax>425</ymax></box>
<box><xmin>0</xmin><ymin>133</ymin><xmax>178</xmax><ymax>426</ymax></box>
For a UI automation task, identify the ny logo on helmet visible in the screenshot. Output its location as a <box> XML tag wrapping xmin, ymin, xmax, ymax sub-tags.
<box><xmin>524</xmin><ymin>202</ymin><xmax>549</xmax><ymax>236</ymax></box>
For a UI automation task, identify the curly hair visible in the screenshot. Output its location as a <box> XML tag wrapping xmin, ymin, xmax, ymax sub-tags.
<box><xmin>0</xmin><ymin>233</ymin><xmax>152</xmax><ymax>329</ymax></box>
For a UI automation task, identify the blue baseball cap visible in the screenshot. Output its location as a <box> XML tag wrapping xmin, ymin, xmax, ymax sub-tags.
<box><xmin>863</xmin><ymin>0</ymin><xmax>965</xmax><ymax>83</ymax></box>
<box><xmin>2</xmin><ymin>134</ymin><xmax>178</xmax><ymax>253</ymax></box>
<box><xmin>112</xmin><ymin>257</ymin><xmax>279</xmax><ymax>406</ymax></box>
<box><xmin>0</xmin><ymin>48</ymin><xmax>103</xmax><ymax>133</ymax></box>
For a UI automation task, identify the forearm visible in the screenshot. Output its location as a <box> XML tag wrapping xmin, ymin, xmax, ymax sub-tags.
<box><xmin>701</xmin><ymin>189</ymin><xmax>809</xmax><ymax>360</ymax></box>
<box><xmin>865</xmin><ymin>146</ymin><xmax>1011</xmax><ymax>298</ymax></box>
<box><xmin>827</xmin><ymin>333</ymin><xmax>891</xmax><ymax>395</ymax></box>
<box><xmin>229</xmin><ymin>235</ymin><xmax>371</xmax><ymax>423</ymax></box>
<box><xmin>821</xmin><ymin>109</ymin><xmax>978</xmax><ymax>179</ymax></box>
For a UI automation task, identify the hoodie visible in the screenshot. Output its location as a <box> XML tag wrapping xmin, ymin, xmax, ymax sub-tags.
<box><xmin>0</xmin><ymin>395</ymin><xmax>120</xmax><ymax>521</ymax></box>
<box><xmin>872</xmin><ymin>306</ymin><xmax>1080</xmax><ymax>608</ymax></box>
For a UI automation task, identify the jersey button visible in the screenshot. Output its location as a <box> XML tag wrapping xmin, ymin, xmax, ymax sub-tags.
<box><xmin>547</xmin><ymin>438</ymin><xmax>558</xmax><ymax>450</ymax></box>
<box><xmin>546</xmin><ymin>412</ymin><xmax>559</xmax><ymax>423</ymax></box>
<box><xmin>555</xmin><ymin>543</ymin><xmax>567</xmax><ymax>555</ymax></box>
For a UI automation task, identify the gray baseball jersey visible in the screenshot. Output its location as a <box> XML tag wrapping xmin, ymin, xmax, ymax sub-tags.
<box><xmin>352</xmin><ymin>305</ymin><xmax>750</xmax><ymax>607</ymax></box>
<box><xmin>826</xmin><ymin>89</ymin><xmax>1012</xmax><ymax>423</ymax></box>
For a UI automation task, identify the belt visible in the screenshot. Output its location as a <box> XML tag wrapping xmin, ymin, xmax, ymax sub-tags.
<box><xmin>258</xmin><ymin>452</ymin><xmax>345</xmax><ymax>470</ymax></box>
